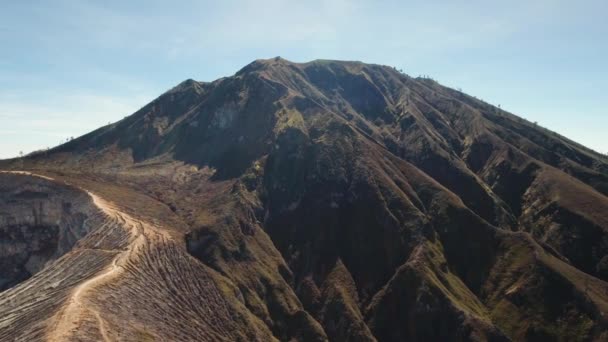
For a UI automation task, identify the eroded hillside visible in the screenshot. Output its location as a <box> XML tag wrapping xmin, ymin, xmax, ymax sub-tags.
<box><xmin>1</xmin><ymin>58</ymin><xmax>608</xmax><ymax>341</ymax></box>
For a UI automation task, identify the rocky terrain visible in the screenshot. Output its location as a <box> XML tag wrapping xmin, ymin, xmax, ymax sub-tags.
<box><xmin>1</xmin><ymin>57</ymin><xmax>607</xmax><ymax>341</ymax></box>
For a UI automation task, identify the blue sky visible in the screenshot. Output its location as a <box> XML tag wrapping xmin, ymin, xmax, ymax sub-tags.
<box><xmin>1</xmin><ymin>0</ymin><xmax>606</xmax><ymax>158</ymax></box>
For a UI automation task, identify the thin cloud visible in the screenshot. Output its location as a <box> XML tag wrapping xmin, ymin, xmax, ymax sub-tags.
<box><xmin>0</xmin><ymin>91</ymin><xmax>152</xmax><ymax>155</ymax></box>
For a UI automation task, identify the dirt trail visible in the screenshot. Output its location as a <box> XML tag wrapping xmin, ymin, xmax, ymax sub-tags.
<box><xmin>1</xmin><ymin>171</ymin><xmax>170</xmax><ymax>341</ymax></box>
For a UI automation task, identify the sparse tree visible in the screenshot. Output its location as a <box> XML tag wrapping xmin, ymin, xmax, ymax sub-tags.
<box><xmin>19</xmin><ymin>151</ymin><xmax>23</xmax><ymax>157</ymax></box>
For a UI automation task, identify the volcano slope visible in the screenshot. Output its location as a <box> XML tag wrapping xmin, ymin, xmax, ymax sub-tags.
<box><xmin>1</xmin><ymin>58</ymin><xmax>608</xmax><ymax>341</ymax></box>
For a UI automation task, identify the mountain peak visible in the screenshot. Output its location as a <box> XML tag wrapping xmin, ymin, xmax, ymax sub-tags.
<box><xmin>235</xmin><ymin>57</ymin><xmax>392</xmax><ymax>77</ymax></box>
<box><xmin>2</xmin><ymin>57</ymin><xmax>608</xmax><ymax>341</ymax></box>
<box><xmin>236</xmin><ymin>56</ymin><xmax>292</xmax><ymax>75</ymax></box>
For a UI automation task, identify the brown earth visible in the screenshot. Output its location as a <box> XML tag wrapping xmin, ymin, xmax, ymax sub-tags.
<box><xmin>1</xmin><ymin>57</ymin><xmax>608</xmax><ymax>341</ymax></box>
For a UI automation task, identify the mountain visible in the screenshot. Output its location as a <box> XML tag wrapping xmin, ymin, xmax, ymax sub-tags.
<box><xmin>1</xmin><ymin>57</ymin><xmax>608</xmax><ymax>341</ymax></box>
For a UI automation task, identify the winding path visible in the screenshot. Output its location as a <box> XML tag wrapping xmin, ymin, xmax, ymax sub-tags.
<box><xmin>0</xmin><ymin>171</ymin><xmax>168</xmax><ymax>341</ymax></box>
